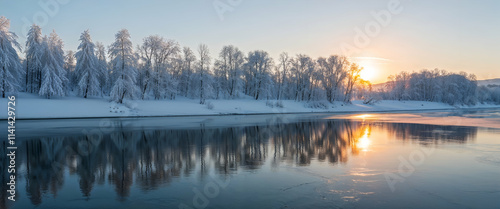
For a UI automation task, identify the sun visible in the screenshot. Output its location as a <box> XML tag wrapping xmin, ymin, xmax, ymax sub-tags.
<box><xmin>353</xmin><ymin>57</ymin><xmax>383</xmax><ymax>82</ymax></box>
<box><xmin>359</xmin><ymin>66</ymin><xmax>377</xmax><ymax>81</ymax></box>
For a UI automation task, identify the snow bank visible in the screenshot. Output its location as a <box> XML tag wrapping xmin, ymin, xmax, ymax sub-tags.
<box><xmin>1</xmin><ymin>93</ymin><xmax>499</xmax><ymax>119</ymax></box>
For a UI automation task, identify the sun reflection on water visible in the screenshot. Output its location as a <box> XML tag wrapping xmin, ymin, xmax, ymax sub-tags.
<box><xmin>355</xmin><ymin>114</ymin><xmax>373</xmax><ymax>120</ymax></box>
<box><xmin>356</xmin><ymin>127</ymin><xmax>371</xmax><ymax>152</ymax></box>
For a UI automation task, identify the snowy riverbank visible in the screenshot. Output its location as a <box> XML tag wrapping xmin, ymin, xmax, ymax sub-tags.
<box><xmin>1</xmin><ymin>93</ymin><xmax>500</xmax><ymax>119</ymax></box>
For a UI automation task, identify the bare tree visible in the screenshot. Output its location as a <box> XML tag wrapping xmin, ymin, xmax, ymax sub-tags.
<box><xmin>318</xmin><ymin>55</ymin><xmax>348</xmax><ymax>103</ymax></box>
<box><xmin>197</xmin><ymin>44</ymin><xmax>211</xmax><ymax>104</ymax></box>
<box><xmin>344</xmin><ymin>63</ymin><xmax>362</xmax><ymax>103</ymax></box>
<box><xmin>276</xmin><ymin>52</ymin><xmax>290</xmax><ymax>100</ymax></box>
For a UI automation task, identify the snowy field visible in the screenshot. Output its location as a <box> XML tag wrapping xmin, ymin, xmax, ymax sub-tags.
<box><xmin>2</xmin><ymin>93</ymin><xmax>499</xmax><ymax>119</ymax></box>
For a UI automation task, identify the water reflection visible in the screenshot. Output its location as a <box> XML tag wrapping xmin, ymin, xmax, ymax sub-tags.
<box><xmin>0</xmin><ymin>118</ymin><xmax>479</xmax><ymax>208</ymax></box>
<box><xmin>355</xmin><ymin>127</ymin><xmax>371</xmax><ymax>152</ymax></box>
<box><xmin>384</xmin><ymin>123</ymin><xmax>477</xmax><ymax>143</ymax></box>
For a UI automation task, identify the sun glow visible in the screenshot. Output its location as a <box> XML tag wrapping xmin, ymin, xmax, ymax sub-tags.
<box><xmin>359</xmin><ymin>65</ymin><xmax>377</xmax><ymax>81</ymax></box>
<box><xmin>353</xmin><ymin>57</ymin><xmax>388</xmax><ymax>83</ymax></box>
<box><xmin>356</xmin><ymin>127</ymin><xmax>371</xmax><ymax>152</ymax></box>
<box><xmin>355</xmin><ymin>114</ymin><xmax>373</xmax><ymax>120</ymax></box>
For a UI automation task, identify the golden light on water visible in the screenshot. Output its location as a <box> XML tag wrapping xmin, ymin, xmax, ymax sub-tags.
<box><xmin>356</xmin><ymin>127</ymin><xmax>371</xmax><ymax>152</ymax></box>
<box><xmin>355</xmin><ymin>114</ymin><xmax>373</xmax><ymax>121</ymax></box>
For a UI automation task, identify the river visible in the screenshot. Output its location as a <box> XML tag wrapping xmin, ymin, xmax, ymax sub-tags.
<box><xmin>1</xmin><ymin>109</ymin><xmax>500</xmax><ymax>209</ymax></box>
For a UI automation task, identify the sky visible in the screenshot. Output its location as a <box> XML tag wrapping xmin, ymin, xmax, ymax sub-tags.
<box><xmin>1</xmin><ymin>0</ymin><xmax>499</xmax><ymax>83</ymax></box>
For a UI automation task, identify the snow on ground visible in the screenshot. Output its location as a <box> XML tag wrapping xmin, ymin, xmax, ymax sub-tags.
<box><xmin>1</xmin><ymin>93</ymin><xmax>499</xmax><ymax>119</ymax></box>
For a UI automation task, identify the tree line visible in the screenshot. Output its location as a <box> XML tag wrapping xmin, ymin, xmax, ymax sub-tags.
<box><xmin>376</xmin><ymin>69</ymin><xmax>500</xmax><ymax>105</ymax></box>
<box><xmin>1</xmin><ymin>17</ymin><xmax>364</xmax><ymax>104</ymax></box>
<box><xmin>1</xmin><ymin>16</ymin><xmax>498</xmax><ymax>105</ymax></box>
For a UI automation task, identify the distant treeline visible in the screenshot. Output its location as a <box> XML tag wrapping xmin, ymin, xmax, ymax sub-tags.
<box><xmin>373</xmin><ymin>69</ymin><xmax>500</xmax><ymax>105</ymax></box>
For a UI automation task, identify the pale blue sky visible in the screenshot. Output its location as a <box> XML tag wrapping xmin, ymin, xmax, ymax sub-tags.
<box><xmin>1</xmin><ymin>0</ymin><xmax>499</xmax><ymax>83</ymax></box>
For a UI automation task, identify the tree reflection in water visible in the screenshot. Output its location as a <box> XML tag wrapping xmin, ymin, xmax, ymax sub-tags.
<box><xmin>0</xmin><ymin>119</ymin><xmax>478</xmax><ymax>207</ymax></box>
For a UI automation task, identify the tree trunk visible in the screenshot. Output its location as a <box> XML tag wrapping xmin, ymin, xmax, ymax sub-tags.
<box><xmin>25</xmin><ymin>61</ymin><xmax>29</xmax><ymax>92</ymax></box>
<box><xmin>142</xmin><ymin>82</ymin><xmax>148</xmax><ymax>100</ymax></box>
<box><xmin>2</xmin><ymin>66</ymin><xmax>5</xmax><ymax>98</ymax></box>
<box><xmin>200</xmin><ymin>78</ymin><xmax>204</xmax><ymax>104</ymax></box>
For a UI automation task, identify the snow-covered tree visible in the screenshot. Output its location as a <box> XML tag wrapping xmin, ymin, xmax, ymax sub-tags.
<box><xmin>0</xmin><ymin>16</ymin><xmax>24</xmax><ymax>98</ymax></box>
<box><xmin>75</xmin><ymin>30</ymin><xmax>100</xmax><ymax>98</ymax></box>
<box><xmin>48</xmin><ymin>30</ymin><xmax>68</xmax><ymax>93</ymax></box>
<box><xmin>196</xmin><ymin>44</ymin><xmax>213</xmax><ymax>104</ymax></box>
<box><xmin>408</xmin><ymin>69</ymin><xmax>440</xmax><ymax>102</ymax></box>
<box><xmin>138</xmin><ymin>35</ymin><xmax>180</xmax><ymax>100</ymax></box>
<box><xmin>39</xmin><ymin>36</ymin><xmax>64</xmax><ymax>99</ymax></box>
<box><xmin>95</xmin><ymin>42</ymin><xmax>109</xmax><ymax>96</ymax></box>
<box><xmin>25</xmin><ymin>24</ymin><xmax>43</xmax><ymax>93</ymax></box>
<box><xmin>137</xmin><ymin>36</ymin><xmax>157</xmax><ymax>99</ymax></box>
<box><xmin>109</xmin><ymin>29</ymin><xmax>138</xmax><ymax>103</ymax></box>
<box><xmin>380</xmin><ymin>69</ymin><xmax>480</xmax><ymax>105</ymax></box>
<box><xmin>354</xmin><ymin>79</ymin><xmax>374</xmax><ymax>103</ymax></box>
<box><xmin>179</xmin><ymin>47</ymin><xmax>196</xmax><ymax>97</ymax></box>
<box><xmin>244</xmin><ymin>50</ymin><xmax>274</xmax><ymax>100</ymax></box>
<box><xmin>386</xmin><ymin>71</ymin><xmax>410</xmax><ymax>100</ymax></box>
<box><xmin>214</xmin><ymin>45</ymin><xmax>244</xmax><ymax>99</ymax></box>
<box><xmin>289</xmin><ymin>54</ymin><xmax>315</xmax><ymax>101</ymax></box>
<box><xmin>318</xmin><ymin>55</ymin><xmax>348</xmax><ymax>103</ymax></box>
<box><xmin>275</xmin><ymin>52</ymin><xmax>291</xmax><ymax>100</ymax></box>
<box><xmin>156</xmin><ymin>39</ymin><xmax>180</xmax><ymax>100</ymax></box>
<box><xmin>344</xmin><ymin>63</ymin><xmax>362</xmax><ymax>103</ymax></box>
<box><xmin>168</xmin><ymin>55</ymin><xmax>183</xmax><ymax>99</ymax></box>
<box><xmin>64</xmin><ymin>50</ymin><xmax>76</xmax><ymax>92</ymax></box>
<box><xmin>482</xmin><ymin>86</ymin><xmax>500</xmax><ymax>105</ymax></box>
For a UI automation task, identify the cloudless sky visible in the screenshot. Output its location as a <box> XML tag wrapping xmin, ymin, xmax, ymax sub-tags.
<box><xmin>1</xmin><ymin>0</ymin><xmax>499</xmax><ymax>83</ymax></box>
